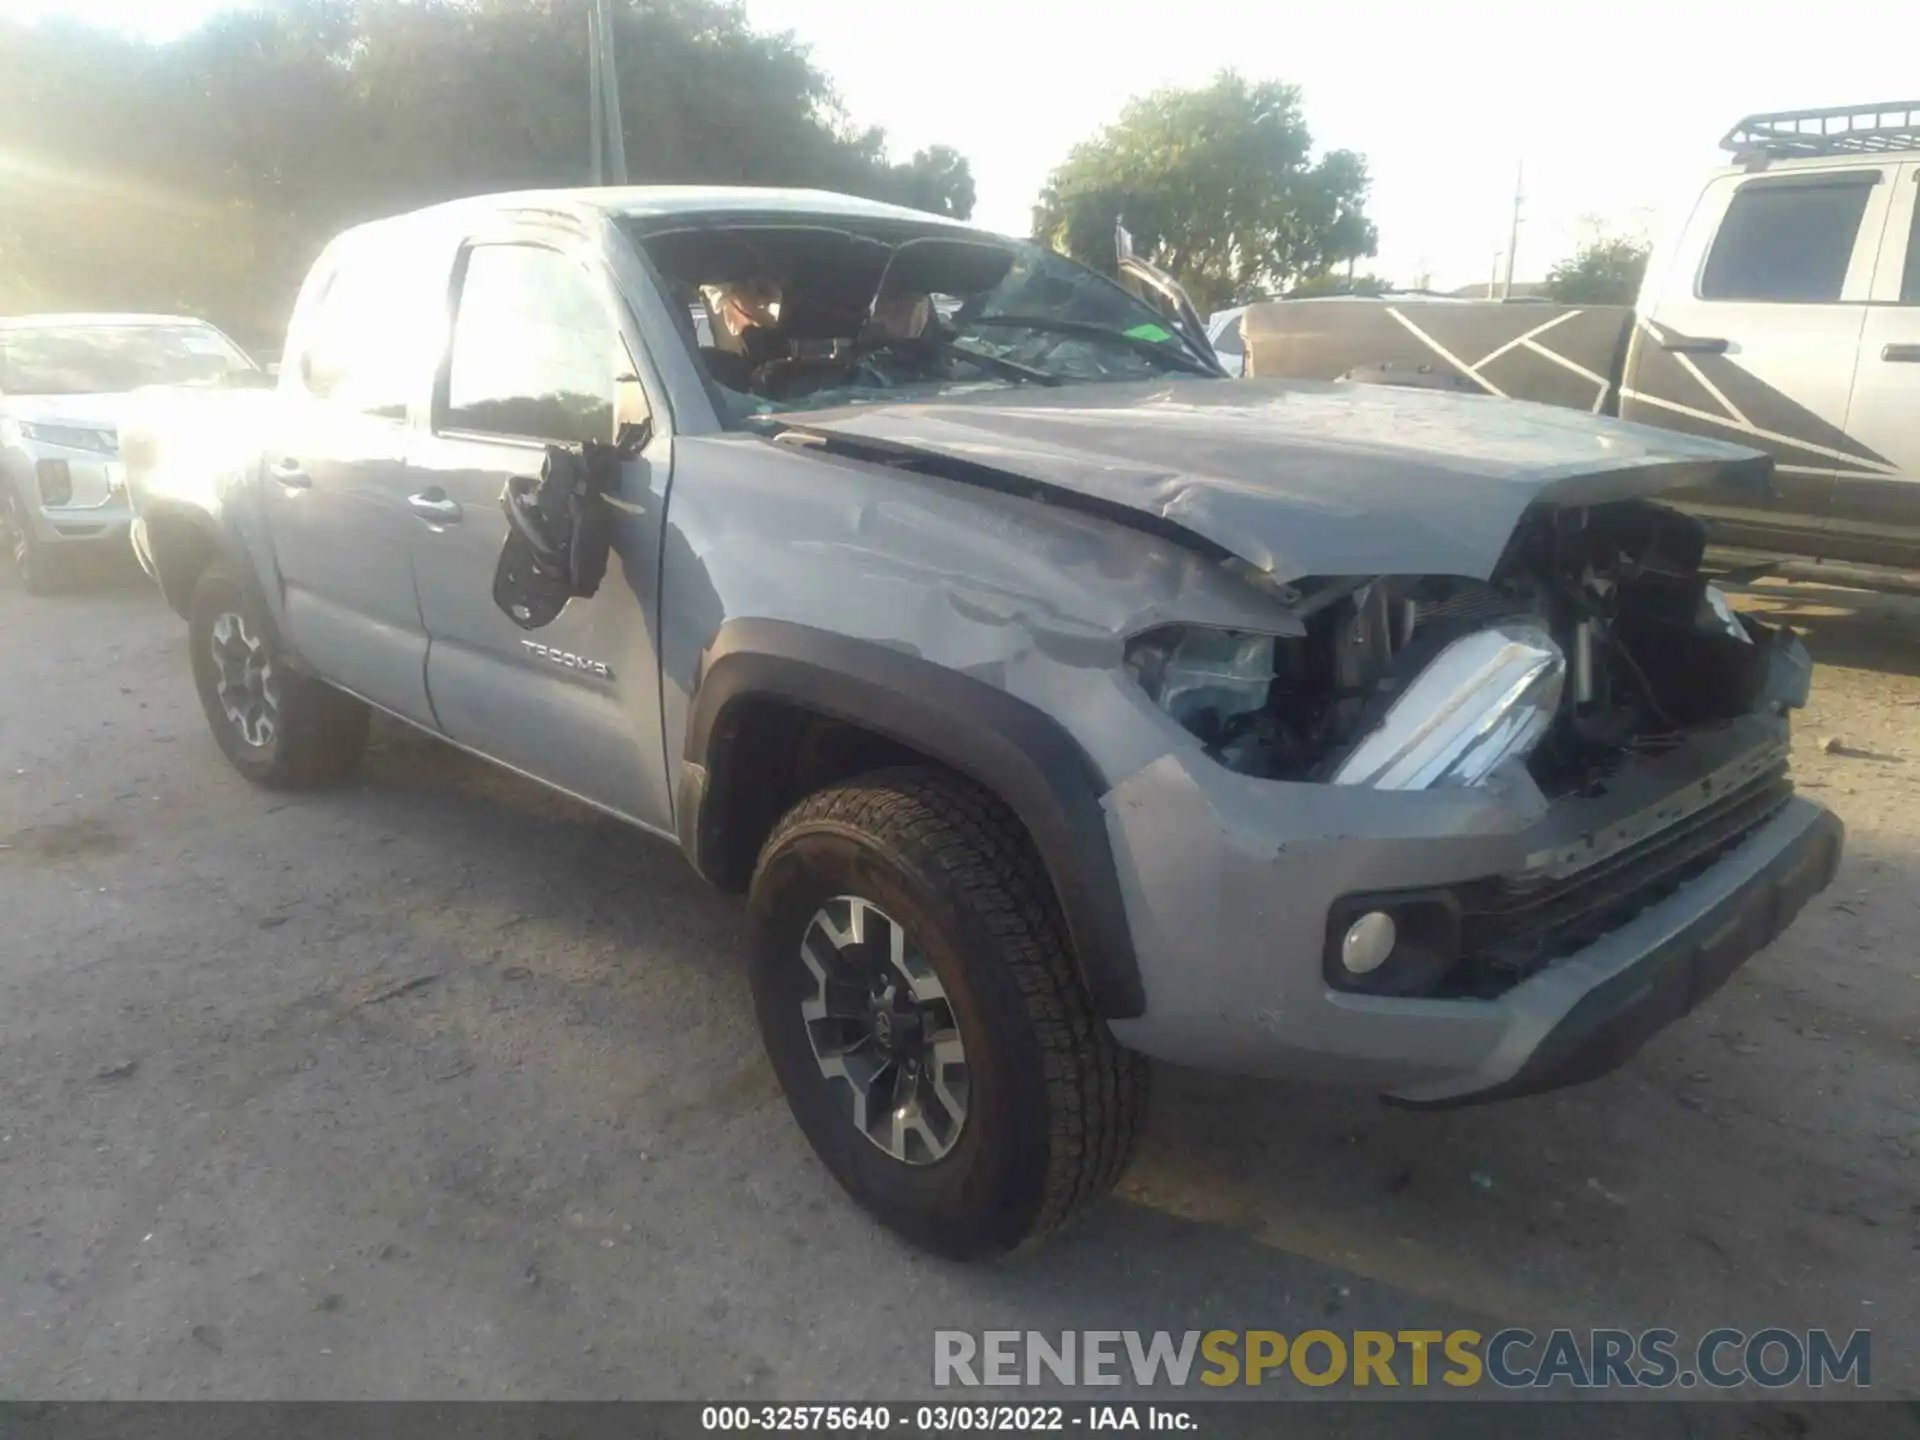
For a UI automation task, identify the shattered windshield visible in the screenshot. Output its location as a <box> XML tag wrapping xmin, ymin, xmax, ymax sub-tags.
<box><xmin>633</xmin><ymin>221</ymin><xmax>1219</xmax><ymax>424</ymax></box>
<box><xmin>0</xmin><ymin>324</ymin><xmax>257</xmax><ymax>396</ymax></box>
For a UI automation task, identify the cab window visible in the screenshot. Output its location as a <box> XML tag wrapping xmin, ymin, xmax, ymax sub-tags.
<box><xmin>1700</xmin><ymin>175</ymin><xmax>1876</xmax><ymax>304</ymax></box>
<box><xmin>442</xmin><ymin>244</ymin><xmax>633</xmax><ymax>446</ymax></box>
<box><xmin>301</xmin><ymin>237</ymin><xmax>445</xmax><ymax>419</ymax></box>
<box><xmin>1901</xmin><ymin>179</ymin><xmax>1920</xmax><ymax>305</ymax></box>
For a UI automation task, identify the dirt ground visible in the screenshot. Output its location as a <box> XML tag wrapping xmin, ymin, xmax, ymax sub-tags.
<box><xmin>0</xmin><ymin>569</ymin><xmax>1915</xmax><ymax>1412</ymax></box>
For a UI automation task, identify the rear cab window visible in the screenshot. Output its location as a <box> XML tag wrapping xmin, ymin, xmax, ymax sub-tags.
<box><xmin>296</xmin><ymin>229</ymin><xmax>450</xmax><ymax>419</ymax></box>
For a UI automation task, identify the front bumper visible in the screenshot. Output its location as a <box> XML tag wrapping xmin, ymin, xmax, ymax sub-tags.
<box><xmin>28</xmin><ymin>504</ymin><xmax>133</xmax><ymax>549</ymax></box>
<box><xmin>5</xmin><ymin>449</ymin><xmax>132</xmax><ymax>549</ymax></box>
<box><xmin>1390</xmin><ymin>799</ymin><xmax>1841</xmax><ymax>1106</ymax></box>
<box><xmin>1102</xmin><ymin>720</ymin><xmax>1841</xmax><ymax>1104</ymax></box>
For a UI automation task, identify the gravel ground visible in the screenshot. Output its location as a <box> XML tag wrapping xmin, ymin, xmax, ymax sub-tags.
<box><xmin>0</xmin><ymin>570</ymin><xmax>1916</xmax><ymax>1412</ymax></box>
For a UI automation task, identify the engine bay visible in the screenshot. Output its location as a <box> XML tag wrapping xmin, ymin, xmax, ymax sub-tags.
<box><xmin>1129</xmin><ymin>500</ymin><xmax>1811</xmax><ymax>796</ymax></box>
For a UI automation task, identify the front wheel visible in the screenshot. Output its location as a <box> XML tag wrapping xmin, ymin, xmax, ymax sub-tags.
<box><xmin>187</xmin><ymin>562</ymin><xmax>370</xmax><ymax>788</ymax></box>
<box><xmin>748</xmin><ymin>767</ymin><xmax>1148</xmax><ymax>1259</ymax></box>
<box><xmin>2</xmin><ymin>486</ymin><xmax>51</xmax><ymax>594</ymax></box>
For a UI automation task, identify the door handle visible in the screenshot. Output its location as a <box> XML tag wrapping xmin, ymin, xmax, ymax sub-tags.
<box><xmin>271</xmin><ymin>457</ymin><xmax>311</xmax><ymax>488</ymax></box>
<box><xmin>407</xmin><ymin>489</ymin><xmax>463</xmax><ymax>524</ymax></box>
<box><xmin>1884</xmin><ymin>343</ymin><xmax>1920</xmax><ymax>363</ymax></box>
<box><xmin>1661</xmin><ymin>336</ymin><xmax>1730</xmax><ymax>355</ymax></box>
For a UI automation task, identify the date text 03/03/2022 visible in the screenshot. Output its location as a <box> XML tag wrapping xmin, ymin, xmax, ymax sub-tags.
<box><xmin>702</xmin><ymin>1405</ymin><xmax>1194</xmax><ymax>1432</ymax></box>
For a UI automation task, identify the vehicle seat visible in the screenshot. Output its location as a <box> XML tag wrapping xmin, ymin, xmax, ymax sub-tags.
<box><xmin>664</xmin><ymin>283</ymin><xmax>760</xmax><ymax>394</ymax></box>
<box><xmin>700</xmin><ymin>346</ymin><xmax>757</xmax><ymax>392</ymax></box>
<box><xmin>749</xmin><ymin>291</ymin><xmax>863</xmax><ymax>400</ymax></box>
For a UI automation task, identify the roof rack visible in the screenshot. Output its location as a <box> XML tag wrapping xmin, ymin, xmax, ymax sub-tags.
<box><xmin>1721</xmin><ymin>102</ymin><xmax>1920</xmax><ymax>159</ymax></box>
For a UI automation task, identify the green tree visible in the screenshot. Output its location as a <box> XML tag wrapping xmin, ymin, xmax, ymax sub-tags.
<box><xmin>1033</xmin><ymin>71</ymin><xmax>1376</xmax><ymax>314</ymax></box>
<box><xmin>1544</xmin><ymin>234</ymin><xmax>1651</xmax><ymax>306</ymax></box>
<box><xmin>885</xmin><ymin>145</ymin><xmax>976</xmax><ymax>220</ymax></box>
<box><xmin>0</xmin><ymin>0</ymin><xmax>975</xmax><ymax>341</ymax></box>
<box><xmin>1287</xmin><ymin>271</ymin><xmax>1392</xmax><ymax>298</ymax></box>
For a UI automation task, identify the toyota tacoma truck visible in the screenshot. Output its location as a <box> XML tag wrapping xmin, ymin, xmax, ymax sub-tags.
<box><xmin>123</xmin><ymin>185</ymin><xmax>1841</xmax><ymax>1259</ymax></box>
<box><xmin>1227</xmin><ymin>102</ymin><xmax>1920</xmax><ymax>592</ymax></box>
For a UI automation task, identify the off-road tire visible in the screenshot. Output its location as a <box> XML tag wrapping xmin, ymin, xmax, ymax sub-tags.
<box><xmin>748</xmin><ymin>766</ymin><xmax>1149</xmax><ymax>1259</ymax></box>
<box><xmin>187</xmin><ymin>562</ymin><xmax>369</xmax><ymax>788</ymax></box>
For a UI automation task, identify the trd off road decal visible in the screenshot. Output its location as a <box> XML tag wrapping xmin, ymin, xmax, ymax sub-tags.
<box><xmin>1243</xmin><ymin>301</ymin><xmax>1636</xmax><ymax>413</ymax></box>
<box><xmin>1620</xmin><ymin>319</ymin><xmax>1895</xmax><ymax>483</ymax></box>
<box><xmin>1243</xmin><ymin>302</ymin><xmax>1899</xmax><ymax>491</ymax></box>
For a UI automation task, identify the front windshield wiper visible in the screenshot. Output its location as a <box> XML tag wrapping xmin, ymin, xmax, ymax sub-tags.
<box><xmin>962</xmin><ymin>315</ymin><xmax>1220</xmax><ymax>377</ymax></box>
<box><xmin>877</xmin><ymin>336</ymin><xmax>1063</xmax><ymax>388</ymax></box>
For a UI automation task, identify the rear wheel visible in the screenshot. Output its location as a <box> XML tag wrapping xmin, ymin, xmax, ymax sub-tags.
<box><xmin>187</xmin><ymin>562</ymin><xmax>369</xmax><ymax>788</ymax></box>
<box><xmin>748</xmin><ymin>767</ymin><xmax>1148</xmax><ymax>1259</ymax></box>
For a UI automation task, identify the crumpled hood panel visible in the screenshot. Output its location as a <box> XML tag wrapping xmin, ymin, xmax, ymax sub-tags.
<box><xmin>781</xmin><ymin>378</ymin><xmax>1770</xmax><ymax>581</ymax></box>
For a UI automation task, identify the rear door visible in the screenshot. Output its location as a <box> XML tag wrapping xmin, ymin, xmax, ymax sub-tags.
<box><xmin>405</xmin><ymin>226</ymin><xmax>676</xmax><ymax>829</ymax></box>
<box><xmin>265</xmin><ymin>232</ymin><xmax>447</xmax><ymax>725</ymax></box>
<box><xmin>1624</xmin><ymin>165</ymin><xmax>1893</xmax><ymax>554</ymax></box>
<box><xmin>1839</xmin><ymin>163</ymin><xmax>1920</xmax><ymax>562</ymax></box>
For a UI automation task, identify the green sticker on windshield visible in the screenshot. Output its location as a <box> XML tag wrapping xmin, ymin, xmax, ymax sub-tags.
<box><xmin>1123</xmin><ymin>322</ymin><xmax>1175</xmax><ymax>343</ymax></box>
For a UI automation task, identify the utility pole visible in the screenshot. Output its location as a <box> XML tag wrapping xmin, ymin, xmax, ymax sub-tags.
<box><xmin>587</xmin><ymin>0</ymin><xmax>627</xmax><ymax>186</ymax></box>
<box><xmin>587</xmin><ymin>0</ymin><xmax>603</xmax><ymax>184</ymax></box>
<box><xmin>1500</xmin><ymin>162</ymin><xmax>1524</xmax><ymax>300</ymax></box>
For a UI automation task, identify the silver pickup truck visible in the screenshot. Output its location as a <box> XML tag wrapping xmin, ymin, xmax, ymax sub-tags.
<box><xmin>125</xmin><ymin>185</ymin><xmax>1840</xmax><ymax>1258</ymax></box>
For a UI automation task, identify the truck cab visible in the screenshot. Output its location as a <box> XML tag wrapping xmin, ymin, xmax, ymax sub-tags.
<box><xmin>1624</xmin><ymin>102</ymin><xmax>1920</xmax><ymax>574</ymax></box>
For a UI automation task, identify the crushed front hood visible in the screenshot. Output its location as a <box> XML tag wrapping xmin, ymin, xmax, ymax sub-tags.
<box><xmin>781</xmin><ymin>378</ymin><xmax>1770</xmax><ymax>581</ymax></box>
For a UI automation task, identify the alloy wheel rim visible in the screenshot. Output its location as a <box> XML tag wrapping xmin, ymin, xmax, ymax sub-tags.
<box><xmin>799</xmin><ymin>895</ymin><xmax>970</xmax><ymax>1166</ymax></box>
<box><xmin>209</xmin><ymin>611</ymin><xmax>280</xmax><ymax>749</ymax></box>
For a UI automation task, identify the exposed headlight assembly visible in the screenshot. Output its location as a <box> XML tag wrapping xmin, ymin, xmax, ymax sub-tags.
<box><xmin>1331</xmin><ymin>622</ymin><xmax>1565</xmax><ymax>790</ymax></box>
<box><xmin>1125</xmin><ymin>626</ymin><xmax>1276</xmax><ymax>733</ymax></box>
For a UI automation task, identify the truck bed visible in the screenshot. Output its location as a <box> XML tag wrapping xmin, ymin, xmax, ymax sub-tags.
<box><xmin>1242</xmin><ymin>298</ymin><xmax>1635</xmax><ymax>415</ymax></box>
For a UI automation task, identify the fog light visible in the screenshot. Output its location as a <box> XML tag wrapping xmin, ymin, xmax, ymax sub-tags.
<box><xmin>1341</xmin><ymin>911</ymin><xmax>1397</xmax><ymax>975</ymax></box>
<box><xmin>36</xmin><ymin>459</ymin><xmax>72</xmax><ymax>507</ymax></box>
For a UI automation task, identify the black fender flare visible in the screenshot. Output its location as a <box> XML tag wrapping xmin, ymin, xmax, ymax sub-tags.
<box><xmin>137</xmin><ymin>499</ymin><xmax>285</xmax><ymax>647</ymax></box>
<box><xmin>677</xmin><ymin>618</ymin><xmax>1145</xmax><ymax>1020</ymax></box>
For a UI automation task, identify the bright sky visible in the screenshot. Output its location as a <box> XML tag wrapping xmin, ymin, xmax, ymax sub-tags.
<box><xmin>8</xmin><ymin>0</ymin><xmax>1915</xmax><ymax>290</ymax></box>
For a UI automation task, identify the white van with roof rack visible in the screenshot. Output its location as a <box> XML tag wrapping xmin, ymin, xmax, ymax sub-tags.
<box><xmin>1230</xmin><ymin>102</ymin><xmax>1920</xmax><ymax>593</ymax></box>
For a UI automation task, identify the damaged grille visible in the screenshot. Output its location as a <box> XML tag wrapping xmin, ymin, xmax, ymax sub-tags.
<box><xmin>1449</xmin><ymin>764</ymin><xmax>1795</xmax><ymax>997</ymax></box>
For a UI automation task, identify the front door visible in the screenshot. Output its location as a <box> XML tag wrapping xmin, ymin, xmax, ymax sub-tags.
<box><xmin>1624</xmin><ymin>167</ymin><xmax>1890</xmax><ymax>556</ymax></box>
<box><xmin>1838</xmin><ymin>163</ymin><xmax>1920</xmax><ymax>564</ymax></box>
<box><xmin>406</xmin><ymin>234</ymin><xmax>675</xmax><ymax>830</ymax></box>
<box><xmin>263</xmin><ymin>234</ymin><xmax>446</xmax><ymax>725</ymax></box>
